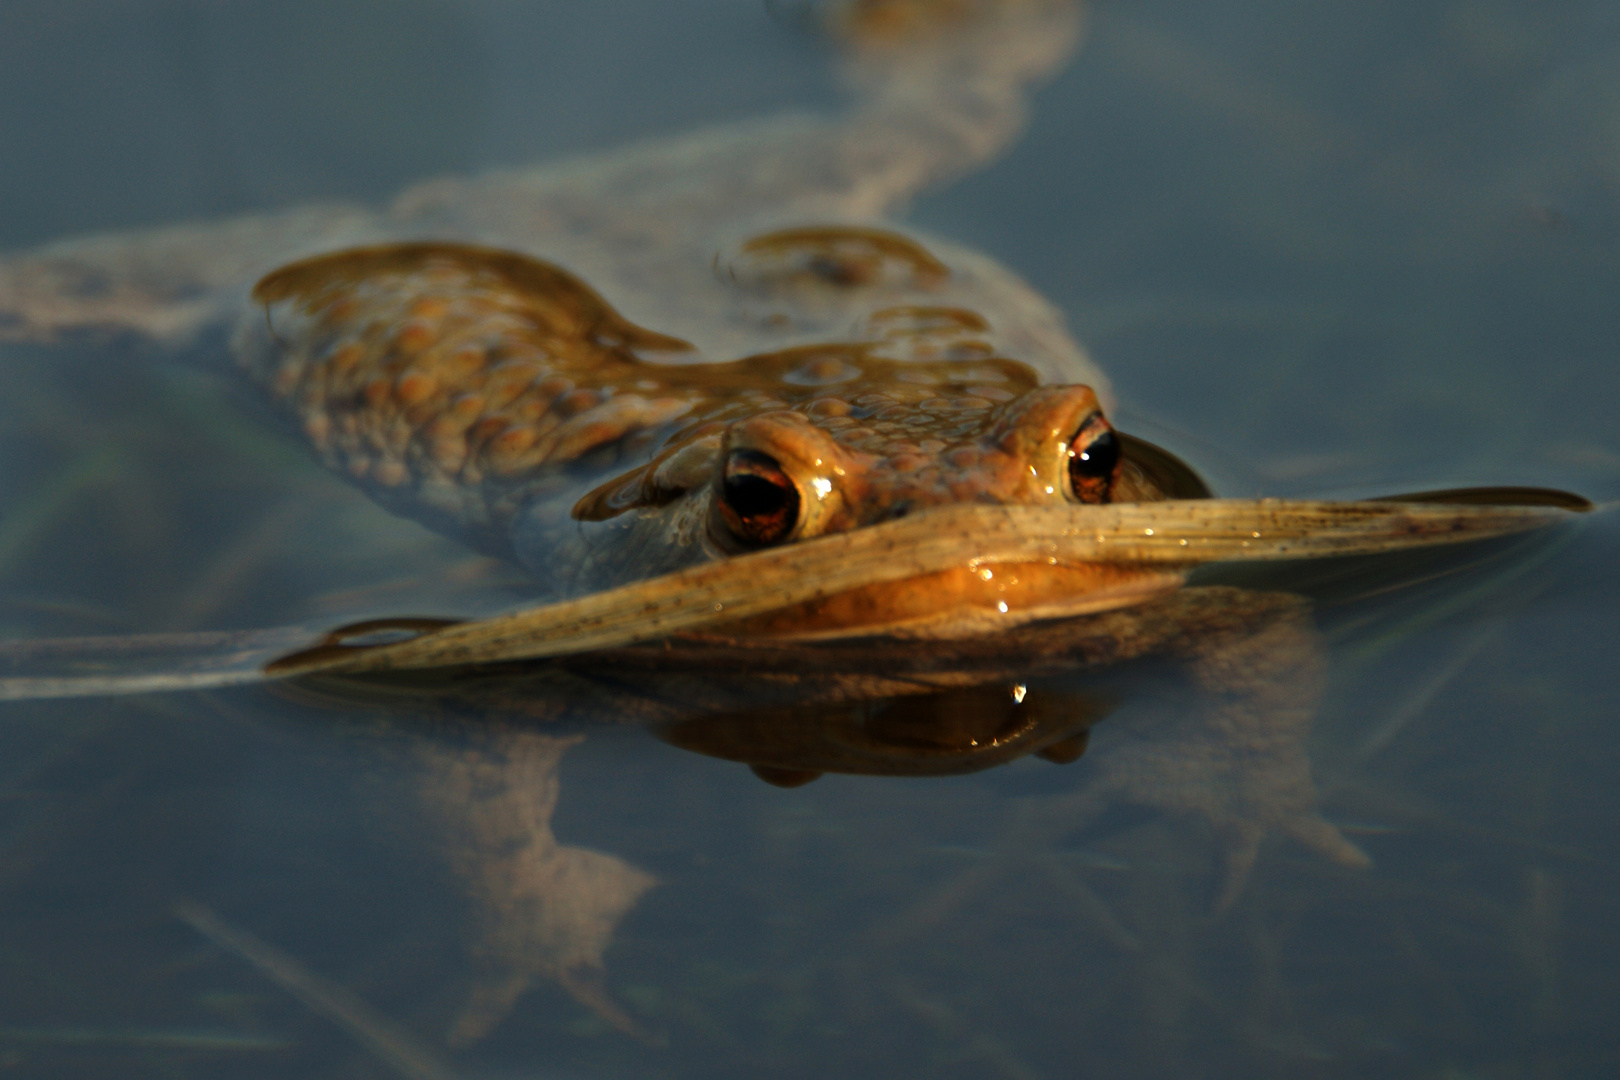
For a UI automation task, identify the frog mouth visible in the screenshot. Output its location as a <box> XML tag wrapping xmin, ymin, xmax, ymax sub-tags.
<box><xmin>696</xmin><ymin>560</ymin><xmax>1188</xmax><ymax>640</ymax></box>
<box><xmin>265</xmin><ymin>490</ymin><xmax>1589</xmax><ymax>677</ymax></box>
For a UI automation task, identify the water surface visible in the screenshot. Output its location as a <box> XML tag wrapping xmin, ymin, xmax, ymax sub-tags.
<box><xmin>1</xmin><ymin>2</ymin><xmax>1617</xmax><ymax>1078</ymax></box>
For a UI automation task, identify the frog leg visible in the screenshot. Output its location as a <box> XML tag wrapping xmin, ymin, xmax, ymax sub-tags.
<box><xmin>394</xmin><ymin>1</ymin><xmax>1087</xmax><ymax>240</ymax></box>
<box><xmin>455</xmin><ymin>586</ymin><xmax>1369</xmax><ymax>919</ymax></box>
<box><xmin>383</xmin><ymin>0</ymin><xmax>1098</xmax><ymax>376</ymax></box>
<box><xmin>0</xmin><ymin>204</ymin><xmax>382</xmax><ymax>346</ymax></box>
<box><xmin>407</xmin><ymin>729</ymin><xmax>659</xmax><ymax>1044</ymax></box>
<box><xmin>0</xmin><ymin>2</ymin><xmax>1085</xmax><ymax>352</ymax></box>
<box><xmin>1031</xmin><ymin>588</ymin><xmax>1369</xmax><ymax>914</ymax></box>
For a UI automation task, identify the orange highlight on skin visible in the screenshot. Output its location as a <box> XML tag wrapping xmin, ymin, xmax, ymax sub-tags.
<box><xmin>709</xmin><ymin>561</ymin><xmax>1184</xmax><ymax>639</ymax></box>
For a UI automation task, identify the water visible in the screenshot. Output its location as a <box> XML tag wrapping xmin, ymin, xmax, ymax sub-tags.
<box><xmin>2</xmin><ymin>2</ymin><xmax>1618</xmax><ymax>1077</ymax></box>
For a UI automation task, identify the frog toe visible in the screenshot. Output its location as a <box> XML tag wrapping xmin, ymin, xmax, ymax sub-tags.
<box><xmin>1286</xmin><ymin>813</ymin><xmax>1374</xmax><ymax>871</ymax></box>
<box><xmin>1210</xmin><ymin>823</ymin><xmax>1265</xmax><ymax>916</ymax></box>
<box><xmin>1208</xmin><ymin>813</ymin><xmax>1367</xmax><ymax>915</ymax></box>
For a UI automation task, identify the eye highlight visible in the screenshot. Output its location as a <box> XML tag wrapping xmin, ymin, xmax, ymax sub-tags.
<box><xmin>1066</xmin><ymin>412</ymin><xmax>1121</xmax><ymax>504</ymax></box>
<box><xmin>719</xmin><ymin>449</ymin><xmax>802</xmax><ymax>545</ymax></box>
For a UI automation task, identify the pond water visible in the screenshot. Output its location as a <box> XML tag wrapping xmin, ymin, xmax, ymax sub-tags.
<box><xmin>2</xmin><ymin>2</ymin><xmax>1618</xmax><ymax>1078</ymax></box>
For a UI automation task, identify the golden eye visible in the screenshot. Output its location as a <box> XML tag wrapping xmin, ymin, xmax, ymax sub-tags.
<box><xmin>719</xmin><ymin>449</ymin><xmax>802</xmax><ymax>545</ymax></box>
<box><xmin>1067</xmin><ymin>412</ymin><xmax>1121</xmax><ymax>504</ymax></box>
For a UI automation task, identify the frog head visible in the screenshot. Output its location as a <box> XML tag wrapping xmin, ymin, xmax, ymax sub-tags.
<box><xmin>567</xmin><ymin>365</ymin><xmax>1207</xmax><ymax>638</ymax></box>
<box><xmin>707</xmin><ymin>385</ymin><xmax>1132</xmax><ymax>549</ymax></box>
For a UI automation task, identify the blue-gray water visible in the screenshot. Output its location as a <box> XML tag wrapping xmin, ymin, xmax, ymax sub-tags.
<box><xmin>2</xmin><ymin>2</ymin><xmax>1618</xmax><ymax>1078</ymax></box>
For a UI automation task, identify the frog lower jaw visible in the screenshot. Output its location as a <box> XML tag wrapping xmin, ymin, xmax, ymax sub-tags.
<box><xmin>697</xmin><ymin>562</ymin><xmax>1188</xmax><ymax>641</ymax></box>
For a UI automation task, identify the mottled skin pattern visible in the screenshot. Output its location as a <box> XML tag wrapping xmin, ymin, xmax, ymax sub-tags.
<box><xmin>0</xmin><ymin>0</ymin><xmax>1372</xmax><ymax>1045</ymax></box>
<box><xmin>242</xmin><ymin>238</ymin><xmax>1175</xmax><ymax>602</ymax></box>
<box><xmin>0</xmin><ymin>1</ymin><xmax>1099</xmax><ymax>387</ymax></box>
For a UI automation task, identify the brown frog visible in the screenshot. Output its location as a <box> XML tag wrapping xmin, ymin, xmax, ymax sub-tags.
<box><xmin>0</xmin><ymin>0</ymin><xmax>1589</xmax><ymax>1050</ymax></box>
<box><xmin>5</xmin><ymin>0</ymin><xmax>1185</xmax><ymax>633</ymax></box>
<box><xmin>240</xmin><ymin>236</ymin><xmax>1207</xmax><ymax>636</ymax></box>
<box><xmin>0</xmin><ymin>0</ymin><xmax>1583</xmax><ymax>899</ymax></box>
<box><xmin>0</xmin><ymin>0</ymin><xmax>1564</xmax><ymax>649</ymax></box>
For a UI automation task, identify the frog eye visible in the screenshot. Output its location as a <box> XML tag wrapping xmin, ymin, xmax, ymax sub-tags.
<box><xmin>719</xmin><ymin>449</ymin><xmax>802</xmax><ymax>545</ymax></box>
<box><xmin>1066</xmin><ymin>412</ymin><xmax>1121</xmax><ymax>504</ymax></box>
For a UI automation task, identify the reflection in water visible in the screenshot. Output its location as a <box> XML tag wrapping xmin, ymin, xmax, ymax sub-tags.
<box><xmin>662</xmin><ymin>682</ymin><xmax>1115</xmax><ymax>786</ymax></box>
<box><xmin>244</xmin><ymin>524</ymin><xmax>1593</xmax><ymax>1071</ymax></box>
<box><xmin>279</xmin><ymin>575</ymin><xmax>1390</xmax><ymax>1056</ymax></box>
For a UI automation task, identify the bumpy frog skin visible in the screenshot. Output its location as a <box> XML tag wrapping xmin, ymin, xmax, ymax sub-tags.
<box><xmin>0</xmin><ymin>0</ymin><xmax>1589</xmax><ymax>1047</ymax></box>
<box><xmin>4</xmin><ymin>0</ymin><xmax>1177</xmax><ymax>639</ymax></box>
<box><xmin>241</xmin><ymin>238</ymin><xmax>1200</xmax><ymax>636</ymax></box>
<box><xmin>0</xmin><ymin>0</ymin><xmax>1563</xmax><ymax>649</ymax></box>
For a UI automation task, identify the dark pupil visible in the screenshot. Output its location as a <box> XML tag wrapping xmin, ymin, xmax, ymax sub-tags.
<box><xmin>726</xmin><ymin>473</ymin><xmax>789</xmax><ymax>517</ymax></box>
<box><xmin>722</xmin><ymin>450</ymin><xmax>801</xmax><ymax>543</ymax></box>
<box><xmin>1071</xmin><ymin>428</ymin><xmax>1120</xmax><ymax>479</ymax></box>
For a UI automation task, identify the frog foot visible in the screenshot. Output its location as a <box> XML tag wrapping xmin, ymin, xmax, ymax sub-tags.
<box><xmin>411</xmin><ymin>732</ymin><xmax>659</xmax><ymax>1044</ymax></box>
<box><xmin>447</xmin><ymin>842</ymin><xmax>661</xmax><ymax>1046</ymax></box>
<box><xmin>1033</xmin><ymin>736</ymin><xmax>1369</xmax><ymax>914</ymax></box>
<box><xmin>1028</xmin><ymin>594</ymin><xmax>1370</xmax><ymax>913</ymax></box>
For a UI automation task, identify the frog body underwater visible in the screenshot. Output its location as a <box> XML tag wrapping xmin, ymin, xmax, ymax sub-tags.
<box><xmin>0</xmin><ymin>0</ymin><xmax>1595</xmax><ymax>1047</ymax></box>
<box><xmin>0</xmin><ymin>0</ymin><xmax>1587</xmax><ymax>818</ymax></box>
<box><xmin>4</xmin><ymin>0</ymin><xmax>1240</xmax><ymax>642</ymax></box>
<box><xmin>0</xmin><ymin>0</ymin><xmax>1585</xmax><ymax>862</ymax></box>
<box><xmin>0</xmin><ymin>0</ymin><xmax>1572</xmax><ymax>642</ymax></box>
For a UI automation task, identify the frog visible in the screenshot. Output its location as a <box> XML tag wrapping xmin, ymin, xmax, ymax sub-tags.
<box><xmin>0</xmin><ymin>0</ymin><xmax>1589</xmax><ymax>1048</ymax></box>
<box><xmin>4</xmin><ymin>1</ymin><xmax>1159</xmax><ymax>627</ymax></box>
<box><xmin>235</xmin><ymin>234</ymin><xmax>1206</xmax><ymax>635</ymax></box>
<box><xmin>294</xmin><ymin>579</ymin><xmax>1343</xmax><ymax>1042</ymax></box>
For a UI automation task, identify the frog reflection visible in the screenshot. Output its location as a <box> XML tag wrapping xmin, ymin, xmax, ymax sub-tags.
<box><xmin>302</xmin><ymin>574</ymin><xmax>1356</xmax><ymax>1041</ymax></box>
<box><xmin>665</xmin><ymin>681</ymin><xmax>1112</xmax><ymax>790</ymax></box>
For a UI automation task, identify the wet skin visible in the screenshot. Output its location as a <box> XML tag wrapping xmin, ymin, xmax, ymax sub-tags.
<box><xmin>0</xmin><ymin>0</ymin><xmax>1589</xmax><ymax>902</ymax></box>
<box><xmin>0</xmin><ymin>0</ymin><xmax>1590</xmax><ymax>1045</ymax></box>
<box><xmin>0</xmin><ymin>0</ymin><xmax>1569</xmax><ymax>876</ymax></box>
<box><xmin>243</xmin><ymin>238</ymin><xmax>1208</xmax><ymax>638</ymax></box>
